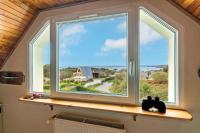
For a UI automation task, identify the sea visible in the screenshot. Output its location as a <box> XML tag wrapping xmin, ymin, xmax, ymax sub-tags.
<box><xmin>61</xmin><ymin>65</ymin><xmax>164</xmax><ymax>72</ymax></box>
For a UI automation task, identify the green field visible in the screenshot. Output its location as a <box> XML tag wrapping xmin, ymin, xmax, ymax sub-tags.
<box><xmin>140</xmin><ymin>80</ymin><xmax>168</xmax><ymax>101</ymax></box>
<box><xmin>43</xmin><ymin>65</ymin><xmax>168</xmax><ymax>100</ymax></box>
<box><xmin>140</xmin><ymin>70</ymin><xmax>168</xmax><ymax>101</ymax></box>
<box><xmin>43</xmin><ymin>73</ymin><xmax>127</xmax><ymax>95</ymax></box>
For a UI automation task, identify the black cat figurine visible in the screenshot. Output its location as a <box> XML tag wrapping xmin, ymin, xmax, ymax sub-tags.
<box><xmin>142</xmin><ymin>96</ymin><xmax>154</xmax><ymax>111</ymax></box>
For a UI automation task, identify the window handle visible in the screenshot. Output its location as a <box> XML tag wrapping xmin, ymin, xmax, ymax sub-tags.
<box><xmin>79</xmin><ymin>14</ymin><xmax>98</xmax><ymax>19</ymax></box>
<box><xmin>129</xmin><ymin>60</ymin><xmax>135</xmax><ymax>77</ymax></box>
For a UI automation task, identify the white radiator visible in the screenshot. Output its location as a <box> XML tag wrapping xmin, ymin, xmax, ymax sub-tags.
<box><xmin>53</xmin><ymin>115</ymin><xmax>126</xmax><ymax>133</ymax></box>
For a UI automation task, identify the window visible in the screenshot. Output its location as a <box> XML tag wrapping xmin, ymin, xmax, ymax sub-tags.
<box><xmin>139</xmin><ymin>8</ymin><xmax>178</xmax><ymax>104</ymax></box>
<box><xmin>29</xmin><ymin>4</ymin><xmax>179</xmax><ymax>106</ymax></box>
<box><xmin>51</xmin><ymin>9</ymin><xmax>135</xmax><ymax>104</ymax></box>
<box><xmin>57</xmin><ymin>14</ymin><xmax>128</xmax><ymax>96</ymax></box>
<box><xmin>29</xmin><ymin>22</ymin><xmax>50</xmax><ymax>94</ymax></box>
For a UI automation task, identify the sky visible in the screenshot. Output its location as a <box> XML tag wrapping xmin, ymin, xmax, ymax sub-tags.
<box><xmin>43</xmin><ymin>14</ymin><xmax>168</xmax><ymax>68</ymax></box>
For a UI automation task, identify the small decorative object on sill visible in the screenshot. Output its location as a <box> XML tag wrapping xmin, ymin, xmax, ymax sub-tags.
<box><xmin>23</xmin><ymin>93</ymin><xmax>45</xmax><ymax>100</ymax></box>
<box><xmin>154</xmin><ymin>97</ymin><xmax>166</xmax><ymax>113</ymax></box>
<box><xmin>32</xmin><ymin>93</ymin><xmax>44</xmax><ymax>99</ymax></box>
<box><xmin>142</xmin><ymin>96</ymin><xmax>154</xmax><ymax>111</ymax></box>
<box><xmin>142</xmin><ymin>96</ymin><xmax>166</xmax><ymax>113</ymax></box>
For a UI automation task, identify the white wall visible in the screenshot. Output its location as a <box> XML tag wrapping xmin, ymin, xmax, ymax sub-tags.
<box><xmin>0</xmin><ymin>0</ymin><xmax>200</xmax><ymax>133</ymax></box>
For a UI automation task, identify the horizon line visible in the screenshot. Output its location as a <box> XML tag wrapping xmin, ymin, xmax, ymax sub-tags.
<box><xmin>57</xmin><ymin>64</ymin><xmax>168</xmax><ymax>68</ymax></box>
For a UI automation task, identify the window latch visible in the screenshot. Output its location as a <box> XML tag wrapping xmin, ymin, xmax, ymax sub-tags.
<box><xmin>129</xmin><ymin>60</ymin><xmax>135</xmax><ymax>77</ymax></box>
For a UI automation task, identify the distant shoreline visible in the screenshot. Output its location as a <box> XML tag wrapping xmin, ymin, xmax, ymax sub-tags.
<box><xmin>59</xmin><ymin>65</ymin><xmax>167</xmax><ymax>69</ymax></box>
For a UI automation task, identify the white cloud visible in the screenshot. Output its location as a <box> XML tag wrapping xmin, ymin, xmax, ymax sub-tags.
<box><xmin>63</xmin><ymin>24</ymin><xmax>86</xmax><ymax>36</ymax></box>
<box><xmin>117</xmin><ymin>21</ymin><xmax>162</xmax><ymax>45</ymax></box>
<box><xmin>59</xmin><ymin>24</ymin><xmax>86</xmax><ymax>57</ymax></box>
<box><xmin>60</xmin><ymin>43</ymin><xmax>71</xmax><ymax>56</ymax></box>
<box><xmin>117</xmin><ymin>21</ymin><xmax>127</xmax><ymax>32</ymax></box>
<box><xmin>97</xmin><ymin>38</ymin><xmax>127</xmax><ymax>57</ymax></box>
<box><xmin>140</xmin><ymin>21</ymin><xmax>162</xmax><ymax>44</ymax></box>
<box><xmin>101</xmin><ymin>38</ymin><xmax>127</xmax><ymax>52</ymax></box>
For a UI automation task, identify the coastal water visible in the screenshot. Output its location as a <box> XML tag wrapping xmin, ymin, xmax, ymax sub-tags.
<box><xmin>60</xmin><ymin>66</ymin><xmax>163</xmax><ymax>72</ymax></box>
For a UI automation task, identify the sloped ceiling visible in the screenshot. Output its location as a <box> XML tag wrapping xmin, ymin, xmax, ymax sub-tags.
<box><xmin>169</xmin><ymin>0</ymin><xmax>200</xmax><ymax>22</ymax></box>
<box><xmin>0</xmin><ymin>0</ymin><xmax>199</xmax><ymax>69</ymax></box>
<box><xmin>0</xmin><ymin>0</ymin><xmax>94</xmax><ymax>68</ymax></box>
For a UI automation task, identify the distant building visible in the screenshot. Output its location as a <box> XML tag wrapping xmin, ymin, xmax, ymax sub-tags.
<box><xmin>140</xmin><ymin>71</ymin><xmax>148</xmax><ymax>80</ymax></box>
<box><xmin>140</xmin><ymin>71</ymin><xmax>151</xmax><ymax>80</ymax></box>
<box><xmin>92</xmin><ymin>71</ymin><xmax>99</xmax><ymax>78</ymax></box>
<box><xmin>73</xmin><ymin>67</ymin><xmax>93</xmax><ymax>81</ymax></box>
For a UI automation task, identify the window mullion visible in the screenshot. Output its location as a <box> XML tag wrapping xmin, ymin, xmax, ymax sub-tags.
<box><xmin>134</xmin><ymin>6</ymin><xmax>140</xmax><ymax>105</ymax></box>
<box><xmin>127</xmin><ymin>8</ymin><xmax>138</xmax><ymax>104</ymax></box>
<box><xmin>50</xmin><ymin>19</ymin><xmax>57</xmax><ymax>97</ymax></box>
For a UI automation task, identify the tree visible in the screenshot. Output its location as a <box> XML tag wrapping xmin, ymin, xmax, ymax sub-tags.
<box><xmin>60</xmin><ymin>68</ymin><xmax>76</xmax><ymax>81</ymax></box>
<box><xmin>43</xmin><ymin>64</ymin><xmax>50</xmax><ymax>78</ymax></box>
<box><xmin>163</xmin><ymin>66</ymin><xmax>168</xmax><ymax>73</ymax></box>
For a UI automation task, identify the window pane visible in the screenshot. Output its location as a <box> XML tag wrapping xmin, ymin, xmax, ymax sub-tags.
<box><xmin>57</xmin><ymin>14</ymin><xmax>128</xmax><ymax>96</ymax></box>
<box><xmin>139</xmin><ymin>8</ymin><xmax>177</xmax><ymax>103</ymax></box>
<box><xmin>32</xmin><ymin>23</ymin><xmax>50</xmax><ymax>93</ymax></box>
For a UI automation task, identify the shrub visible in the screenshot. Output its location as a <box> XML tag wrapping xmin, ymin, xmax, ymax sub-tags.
<box><xmin>60</xmin><ymin>83</ymin><xmax>68</xmax><ymax>89</ymax></box>
<box><xmin>103</xmin><ymin>77</ymin><xmax>114</xmax><ymax>82</ymax></box>
<box><xmin>43</xmin><ymin>84</ymin><xmax>50</xmax><ymax>90</ymax></box>
<box><xmin>139</xmin><ymin>83</ymin><xmax>150</xmax><ymax>99</ymax></box>
<box><xmin>139</xmin><ymin>80</ymin><xmax>168</xmax><ymax>101</ymax></box>
<box><xmin>163</xmin><ymin>66</ymin><xmax>168</xmax><ymax>73</ymax></box>
<box><xmin>142</xmin><ymin>83</ymin><xmax>150</xmax><ymax>94</ymax></box>
<box><xmin>151</xmin><ymin>72</ymin><xmax>168</xmax><ymax>83</ymax></box>
<box><xmin>109</xmin><ymin>71</ymin><xmax>127</xmax><ymax>95</ymax></box>
<box><xmin>76</xmin><ymin>86</ymin><xmax>100</xmax><ymax>93</ymax></box>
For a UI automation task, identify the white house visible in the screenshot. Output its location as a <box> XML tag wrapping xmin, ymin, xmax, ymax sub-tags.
<box><xmin>73</xmin><ymin>67</ymin><xmax>93</xmax><ymax>81</ymax></box>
